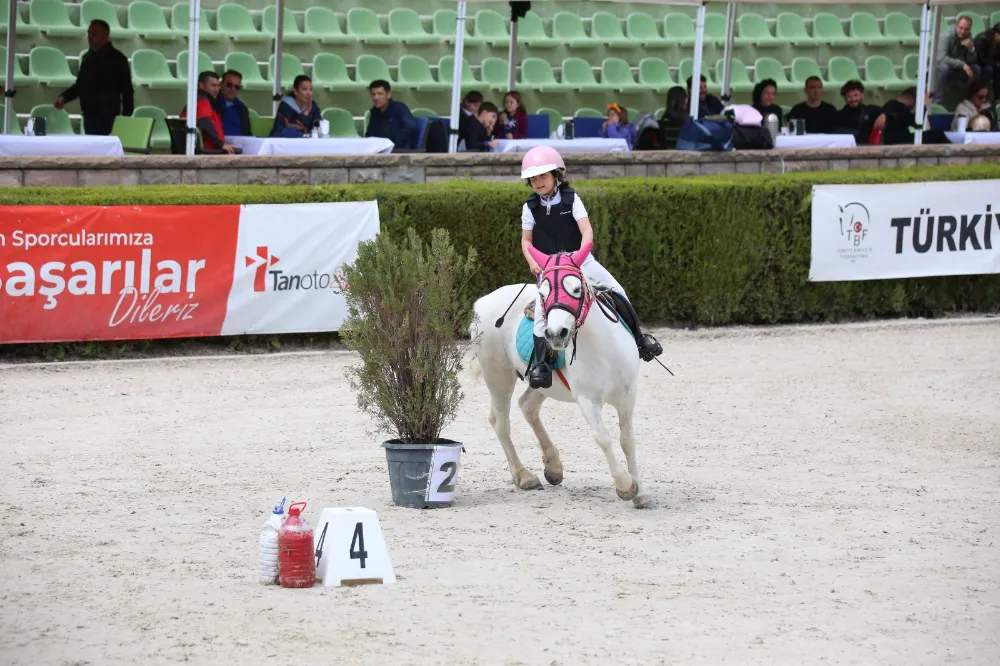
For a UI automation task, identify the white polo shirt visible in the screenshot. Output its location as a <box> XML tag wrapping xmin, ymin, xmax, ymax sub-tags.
<box><xmin>521</xmin><ymin>189</ymin><xmax>589</xmax><ymax>231</ymax></box>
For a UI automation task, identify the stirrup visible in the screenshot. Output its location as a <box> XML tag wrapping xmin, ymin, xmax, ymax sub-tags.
<box><xmin>637</xmin><ymin>334</ymin><xmax>662</xmax><ymax>362</ymax></box>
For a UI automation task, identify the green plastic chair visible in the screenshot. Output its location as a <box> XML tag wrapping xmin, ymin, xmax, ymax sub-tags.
<box><xmin>0</xmin><ymin>47</ymin><xmax>38</xmax><ymax>87</ymax></box>
<box><xmin>111</xmin><ymin>115</ymin><xmax>153</xmax><ymax>153</ymax></box>
<box><xmin>411</xmin><ymin>107</ymin><xmax>438</xmax><ymax>118</ymax></box>
<box><xmin>247</xmin><ymin>108</ymin><xmax>259</xmax><ymax>120</ymax></box>
<box><xmin>536</xmin><ymin>107</ymin><xmax>562</xmax><ymax>135</ymax></box>
<box><xmin>552</xmin><ymin>11</ymin><xmax>598</xmax><ymax>48</ymax></box>
<box><xmin>250</xmin><ymin>116</ymin><xmax>272</xmax><ymax>137</ymax></box>
<box><xmin>29</xmin><ymin>46</ymin><xmax>77</xmax><ymax>87</ymax></box>
<box><xmin>902</xmin><ymin>53</ymin><xmax>919</xmax><ymax>85</ymax></box>
<box><xmin>864</xmin><ymin>55</ymin><xmax>908</xmax><ymax>90</ymax></box>
<box><xmin>929</xmin><ymin>103</ymin><xmax>949</xmax><ymax>115</ymax></box>
<box><xmin>1</xmin><ymin>105</ymin><xmax>24</xmax><ymax>133</ymax></box>
<box><xmin>737</xmin><ymin>13</ymin><xmax>780</xmax><ymax>47</ymax></box>
<box><xmin>626</xmin><ymin>13</ymin><xmax>668</xmax><ymax>47</ymax></box>
<box><xmin>776</xmin><ymin>12</ymin><xmax>817</xmax><ymax>46</ymax></box>
<box><xmin>129</xmin><ymin>1</ymin><xmax>182</xmax><ymax>40</ymax></box>
<box><xmin>663</xmin><ymin>13</ymin><xmax>695</xmax><ymax>47</ymax></box>
<box><xmin>438</xmin><ymin>56</ymin><xmax>479</xmax><ymax>87</ymax></box>
<box><xmin>638</xmin><ymin>57</ymin><xmax>676</xmax><ymax>93</ymax></box>
<box><xmin>591</xmin><ymin>12</ymin><xmax>630</xmax><ymax>49</ymax></box>
<box><xmin>517</xmin><ymin>11</ymin><xmax>557</xmax><ymax>47</ymax></box>
<box><xmin>826</xmin><ymin>56</ymin><xmax>862</xmax><ymax>85</ymax></box>
<box><xmin>991</xmin><ymin>11</ymin><xmax>1000</xmax><ymax>27</ymax></box>
<box><xmin>355</xmin><ymin>54</ymin><xmax>393</xmax><ymax>86</ymax></box>
<box><xmin>472</xmin><ymin>9</ymin><xmax>508</xmax><ymax>47</ymax></box>
<box><xmin>680</xmin><ymin>58</ymin><xmax>718</xmax><ymax>92</ymax></box>
<box><xmin>223</xmin><ymin>52</ymin><xmax>268</xmax><ymax>90</ymax></box>
<box><xmin>653</xmin><ymin>107</ymin><xmax>665</xmax><ymax>119</ymax></box>
<box><xmin>131</xmin><ymin>49</ymin><xmax>184</xmax><ymax>88</ymax></box>
<box><xmin>754</xmin><ymin>57</ymin><xmax>791</xmax><ymax>87</ymax></box>
<box><xmin>347</xmin><ymin>7</ymin><xmax>394</xmax><ymax>44</ymax></box>
<box><xmin>82</xmin><ymin>0</ymin><xmax>135</xmax><ymax>38</ymax></box>
<box><xmin>176</xmin><ymin>50</ymin><xmax>213</xmax><ymax>81</ymax></box>
<box><xmin>520</xmin><ymin>57</ymin><xmax>564</xmax><ymax>92</ymax></box>
<box><xmin>480</xmin><ymin>57</ymin><xmax>509</xmax><ymax>91</ymax></box>
<box><xmin>170</xmin><ymin>3</ymin><xmax>220</xmax><ymax>41</ymax></box>
<box><xmin>267</xmin><ymin>54</ymin><xmax>305</xmax><ymax>88</ymax></box>
<box><xmin>601</xmin><ymin>57</ymin><xmax>643</xmax><ymax>93</ymax></box>
<box><xmin>574</xmin><ymin>107</ymin><xmax>603</xmax><ymax>119</ymax></box>
<box><xmin>849</xmin><ymin>12</ymin><xmax>895</xmax><ymax>46</ymax></box>
<box><xmin>304</xmin><ymin>7</ymin><xmax>352</xmax><ymax>44</ymax></box>
<box><xmin>30</xmin><ymin>0</ymin><xmax>84</xmax><ymax>37</ymax></box>
<box><xmin>560</xmin><ymin>57</ymin><xmax>601</xmax><ymax>92</ymax></box>
<box><xmin>432</xmin><ymin>9</ymin><xmax>458</xmax><ymax>44</ymax></box>
<box><xmin>388</xmin><ymin>8</ymin><xmax>437</xmax><ymax>44</ymax></box>
<box><xmin>780</xmin><ymin>104</ymin><xmax>792</xmax><ymax>118</ymax></box>
<box><xmin>704</xmin><ymin>13</ymin><xmax>728</xmax><ymax>44</ymax></box>
<box><xmin>883</xmin><ymin>12</ymin><xmax>919</xmax><ymax>46</ymax></box>
<box><xmin>321</xmin><ymin>107</ymin><xmax>360</xmax><ymax>138</ymax></box>
<box><xmin>262</xmin><ymin>5</ymin><xmax>309</xmax><ymax>42</ymax></box>
<box><xmin>29</xmin><ymin>104</ymin><xmax>75</xmax><ymax>134</ymax></box>
<box><xmin>812</xmin><ymin>13</ymin><xmax>854</xmax><ymax>47</ymax></box>
<box><xmin>718</xmin><ymin>57</ymin><xmax>752</xmax><ymax>93</ymax></box>
<box><xmin>2</xmin><ymin>1</ymin><xmax>39</xmax><ymax>35</ymax></box>
<box><xmin>311</xmin><ymin>53</ymin><xmax>364</xmax><ymax>90</ymax></box>
<box><xmin>397</xmin><ymin>55</ymin><xmax>448</xmax><ymax>91</ymax></box>
<box><xmin>790</xmin><ymin>57</ymin><xmax>823</xmax><ymax>87</ymax></box>
<box><xmin>216</xmin><ymin>4</ymin><xmax>269</xmax><ymax>42</ymax></box>
<box><xmin>132</xmin><ymin>106</ymin><xmax>170</xmax><ymax>150</ymax></box>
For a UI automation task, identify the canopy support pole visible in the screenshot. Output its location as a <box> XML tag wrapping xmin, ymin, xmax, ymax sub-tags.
<box><xmin>447</xmin><ymin>0</ymin><xmax>468</xmax><ymax>153</ymax></box>
<box><xmin>184</xmin><ymin>0</ymin><xmax>201</xmax><ymax>155</ymax></box>
<box><xmin>914</xmin><ymin>2</ymin><xmax>930</xmax><ymax>145</ymax></box>
<box><xmin>506</xmin><ymin>20</ymin><xmax>518</xmax><ymax>91</ymax></box>
<box><xmin>688</xmin><ymin>2</ymin><xmax>706</xmax><ymax>120</ymax></box>
<box><xmin>272</xmin><ymin>0</ymin><xmax>284</xmax><ymax>116</ymax></box>
<box><xmin>3</xmin><ymin>0</ymin><xmax>17</xmax><ymax>135</ymax></box>
<box><xmin>720</xmin><ymin>1</ymin><xmax>737</xmax><ymax>102</ymax></box>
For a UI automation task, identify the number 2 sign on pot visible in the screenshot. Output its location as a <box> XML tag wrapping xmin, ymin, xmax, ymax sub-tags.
<box><xmin>313</xmin><ymin>507</ymin><xmax>396</xmax><ymax>587</ymax></box>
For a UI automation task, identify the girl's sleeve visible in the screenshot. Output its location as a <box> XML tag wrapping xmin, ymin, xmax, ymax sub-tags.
<box><xmin>572</xmin><ymin>195</ymin><xmax>589</xmax><ymax>221</ymax></box>
<box><xmin>521</xmin><ymin>204</ymin><xmax>535</xmax><ymax>230</ymax></box>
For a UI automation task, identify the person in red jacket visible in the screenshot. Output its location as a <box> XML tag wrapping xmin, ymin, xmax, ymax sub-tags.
<box><xmin>180</xmin><ymin>71</ymin><xmax>237</xmax><ymax>154</ymax></box>
<box><xmin>494</xmin><ymin>91</ymin><xmax>528</xmax><ymax>139</ymax></box>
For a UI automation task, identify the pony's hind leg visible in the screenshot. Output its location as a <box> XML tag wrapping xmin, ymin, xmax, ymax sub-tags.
<box><xmin>518</xmin><ymin>388</ymin><xmax>563</xmax><ymax>486</ymax></box>
<box><xmin>617</xmin><ymin>400</ymin><xmax>652</xmax><ymax>509</ymax></box>
<box><xmin>578</xmin><ymin>397</ymin><xmax>637</xmax><ymax>501</ymax></box>
<box><xmin>485</xmin><ymin>369</ymin><xmax>542</xmax><ymax>490</ymax></box>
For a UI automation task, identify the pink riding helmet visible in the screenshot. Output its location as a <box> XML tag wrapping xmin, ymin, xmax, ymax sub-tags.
<box><xmin>520</xmin><ymin>145</ymin><xmax>565</xmax><ymax>180</ymax></box>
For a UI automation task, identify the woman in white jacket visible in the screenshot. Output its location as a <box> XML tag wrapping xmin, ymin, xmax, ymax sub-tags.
<box><xmin>951</xmin><ymin>79</ymin><xmax>995</xmax><ymax>130</ymax></box>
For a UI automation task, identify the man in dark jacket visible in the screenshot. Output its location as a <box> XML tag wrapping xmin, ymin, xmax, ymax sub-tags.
<box><xmin>218</xmin><ymin>70</ymin><xmax>252</xmax><ymax>137</ymax></box>
<box><xmin>787</xmin><ymin>76</ymin><xmax>839</xmax><ymax>134</ymax></box>
<box><xmin>835</xmin><ymin>80</ymin><xmax>885</xmax><ymax>144</ymax></box>
<box><xmin>686</xmin><ymin>75</ymin><xmax>724</xmax><ymax>118</ymax></box>
<box><xmin>934</xmin><ymin>16</ymin><xmax>981</xmax><ymax>104</ymax></box>
<box><xmin>54</xmin><ymin>20</ymin><xmax>133</xmax><ymax>136</ymax></box>
<box><xmin>880</xmin><ymin>87</ymin><xmax>949</xmax><ymax>145</ymax></box>
<box><xmin>365</xmin><ymin>80</ymin><xmax>419</xmax><ymax>149</ymax></box>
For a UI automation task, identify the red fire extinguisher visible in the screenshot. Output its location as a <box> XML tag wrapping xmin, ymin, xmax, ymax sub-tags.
<box><xmin>278</xmin><ymin>501</ymin><xmax>316</xmax><ymax>588</ymax></box>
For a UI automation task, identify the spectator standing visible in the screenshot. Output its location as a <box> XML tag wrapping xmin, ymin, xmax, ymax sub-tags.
<box><xmin>179</xmin><ymin>71</ymin><xmax>236</xmax><ymax>154</ymax></box>
<box><xmin>365</xmin><ymin>79</ymin><xmax>419</xmax><ymax>149</ymax></box>
<box><xmin>787</xmin><ymin>76</ymin><xmax>839</xmax><ymax>133</ymax></box>
<box><xmin>657</xmin><ymin>86</ymin><xmax>689</xmax><ymax>149</ymax></box>
<box><xmin>686</xmin><ymin>75</ymin><xmax>724</xmax><ymax>118</ymax></box>
<box><xmin>835</xmin><ymin>80</ymin><xmax>884</xmax><ymax>144</ymax></box>
<box><xmin>935</xmin><ymin>16</ymin><xmax>980</xmax><ymax>104</ymax></box>
<box><xmin>271</xmin><ymin>75</ymin><xmax>322</xmax><ymax>137</ymax></box>
<box><xmin>458</xmin><ymin>90</ymin><xmax>483</xmax><ymax>139</ymax></box>
<box><xmin>218</xmin><ymin>70</ymin><xmax>251</xmax><ymax>137</ymax></box>
<box><xmin>601</xmin><ymin>103</ymin><xmax>637</xmax><ymax>150</ymax></box>
<box><xmin>461</xmin><ymin>101</ymin><xmax>500</xmax><ymax>151</ymax></box>
<box><xmin>495</xmin><ymin>91</ymin><xmax>528</xmax><ymax>139</ymax></box>
<box><xmin>952</xmin><ymin>79</ymin><xmax>997</xmax><ymax>130</ymax></box>
<box><xmin>54</xmin><ymin>20</ymin><xmax>133</xmax><ymax>136</ymax></box>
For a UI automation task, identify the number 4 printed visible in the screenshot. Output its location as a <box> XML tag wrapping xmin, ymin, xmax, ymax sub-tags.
<box><xmin>350</xmin><ymin>521</ymin><xmax>368</xmax><ymax>569</ymax></box>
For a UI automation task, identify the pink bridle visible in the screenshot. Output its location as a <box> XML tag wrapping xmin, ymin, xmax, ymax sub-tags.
<box><xmin>528</xmin><ymin>241</ymin><xmax>594</xmax><ymax>330</ymax></box>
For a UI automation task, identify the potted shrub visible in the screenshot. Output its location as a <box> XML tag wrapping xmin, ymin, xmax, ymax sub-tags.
<box><xmin>340</xmin><ymin>227</ymin><xmax>478</xmax><ymax>509</ymax></box>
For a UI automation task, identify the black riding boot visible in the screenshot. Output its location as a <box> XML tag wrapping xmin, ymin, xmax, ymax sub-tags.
<box><xmin>609</xmin><ymin>291</ymin><xmax>663</xmax><ymax>362</ymax></box>
<box><xmin>527</xmin><ymin>334</ymin><xmax>553</xmax><ymax>389</ymax></box>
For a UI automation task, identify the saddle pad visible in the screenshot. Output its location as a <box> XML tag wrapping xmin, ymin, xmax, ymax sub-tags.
<box><xmin>516</xmin><ymin>316</ymin><xmax>565</xmax><ymax>370</ymax></box>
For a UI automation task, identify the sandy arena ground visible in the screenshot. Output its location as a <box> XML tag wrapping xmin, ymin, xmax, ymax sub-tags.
<box><xmin>1</xmin><ymin>318</ymin><xmax>998</xmax><ymax>665</ymax></box>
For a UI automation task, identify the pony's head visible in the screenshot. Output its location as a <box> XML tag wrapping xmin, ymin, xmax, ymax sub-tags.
<box><xmin>528</xmin><ymin>241</ymin><xmax>594</xmax><ymax>350</ymax></box>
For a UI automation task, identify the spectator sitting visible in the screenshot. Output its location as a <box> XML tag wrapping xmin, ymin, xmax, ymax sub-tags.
<box><xmin>835</xmin><ymin>80</ymin><xmax>885</xmax><ymax>144</ymax></box>
<box><xmin>458</xmin><ymin>90</ymin><xmax>483</xmax><ymax>139</ymax></box>
<box><xmin>787</xmin><ymin>76</ymin><xmax>839</xmax><ymax>133</ymax></box>
<box><xmin>495</xmin><ymin>91</ymin><xmax>528</xmax><ymax>139</ymax></box>
<box><xmin>935</xmin><ymin>15</ymin><xmax>980</xmax><ymax>104</ymax></box>
<box><xmin>751</xmin><ymin>78</ymin><xmax>782</xmax><ymax>126</ymax></box>
<box><xmin>602</xmin><ymin>103</ymin><xmax>637</xmax><ymax>150</ymax></box>
<box><xmin>54</xmin><ymin>19</ymin><xmax>133</xmax><ymax>136</ymax></box>
<box><xmin>365</xmin><ymin>79</ymin><xmax>419</xmax><ymax>149</ymax></box>
<box><xmin>271</xmin><ymin>75</ymin><xmax>321</xmax><ymax>138</ymax></box>
<box><xmin>881</xmin><ymin>87</ymin><xmax>950</xmax><ymax>145</ymax></box>
<box><xmin>686</xmin><ymin>75</ymin><xmax>724</xmax><ymax>118</ymax></box>
<box><xmin>179</xmin><ymin>71</ymin><xmax>237</xmax><ymax>154</ymax></box>
<box><xmin>460</xmin><ymin>101</ymin><xmax>499</xmax><ymax>152</ymax></box>
<box><xmin>218</xmin><ymin>70</ymin><xmax>251</xmax><ymax>137</ymax></box>
<box><xmin>658</xmin><ymin>86</ymin><xmax>690</xmax><ymax>150</ymax></box>
<box><xmin>952</xmin><ymin>79</ymin><xmax>997</xmax><ymax>130</ymax></box>
<box><xmin>973</xmin><ymin>23</ymin><xmax>999</xmax><ymax>100</ymax></box>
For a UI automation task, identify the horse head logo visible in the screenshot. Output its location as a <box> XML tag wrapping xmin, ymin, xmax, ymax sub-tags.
<box><xmin>839</xmin><ymin>202</ymin><xmax>870</xmax><ymax>240</ymax></box>
<box><xmin>527</xmin><ymin>241</ymin><xmax>594</xmax><ymax>351</ymax></box>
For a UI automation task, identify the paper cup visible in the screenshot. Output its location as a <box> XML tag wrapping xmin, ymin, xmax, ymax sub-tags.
<box><xmin>319</xmin><ymin>120</ymin><xmax>330</xmax><ymax>137</ymax></box>
<box><xmin>956</xmin><ymin>116</ymin><xmax>968</xmax><ymax>133</ymax></box>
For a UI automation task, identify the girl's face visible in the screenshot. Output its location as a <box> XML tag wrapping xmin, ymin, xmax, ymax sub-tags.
<box><xmin>529</xmin><ymin>172</ymin><xmax>556</xmax><ymax>196</ymax></box>
<box><xmin>295</xmin><ymin>81</ymin><xmax>313</xmax><ymax>106</ymax></box>
<box><xmin>504</xmin><ymin>95</ymin><xmax>518</xmax><ymax>114</ymax></box>
<box><xmin>607</xmin><ymin>109</ymin><xmax>620</xmax><ymax>124</ymax></box>
<box><xmin>762</xmin><ymin>85</ymin><xmax>777</xmax><ymax>107</ymax></box>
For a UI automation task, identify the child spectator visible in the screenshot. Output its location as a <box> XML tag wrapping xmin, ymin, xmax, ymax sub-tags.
<box><xmin>462</xmin><ymin>101</ymin><xmax>500</xmax><ymax>151</ymax></box>
<box><xmin>459</xmin><ymin>90</ymin><xmax>483</xmax><ymax>140</ymax></box>
<box><xmin>494</xmin><ymin>91</ymin><xmax>528</xmax><ymax>139</ymax></box>
<box><xmin>601</xmin><ymin>103</ymin><xmax>637</xmax><ymax>149</ymax></box>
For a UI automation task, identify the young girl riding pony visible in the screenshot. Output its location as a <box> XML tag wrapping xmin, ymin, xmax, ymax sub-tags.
<box><xmin>519</xmin><ymin>145</ymin><xmax>662</xmax><ymax>389</ymax></box>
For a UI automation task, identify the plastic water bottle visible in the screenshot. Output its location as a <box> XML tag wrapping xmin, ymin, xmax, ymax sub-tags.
<box><xmin>258</xmin><ymin>496</ymin><xmax>286</xmax><ymax>584</ymax></box>
<box><xmin>278</xmin><ymin>501</ymin><xmax>316</xmax><ymax>588</ymax></box>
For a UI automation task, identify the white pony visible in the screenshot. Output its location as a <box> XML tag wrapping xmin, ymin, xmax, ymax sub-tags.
<box><xmin>468</xmin><ymin>242</ymin><xmax>651</xmax><ymax>509</ymax></box>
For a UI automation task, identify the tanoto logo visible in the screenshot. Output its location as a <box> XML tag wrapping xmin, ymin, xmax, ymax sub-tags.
<box><xmin>839</xmin><ymin>202</ymin><xmax>870</xmax><ymax>246</ymax></box>
<box><xmin>245</xmin><ymin>246</ymin><xmax>279</xmax><ymax>292</ymax></box>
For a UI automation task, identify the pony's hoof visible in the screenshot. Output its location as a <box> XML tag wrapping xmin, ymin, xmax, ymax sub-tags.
<box><xmin>633</xmin><ymin>494</ymin><xmax>654</xmax><ymax>509</ymax></box>
<box><xmin>616</xmin><ymin>480</ymin><xmax>639</xmax><ymax>501</ymax></box>
<box><xmin>544</xmin><ymin>470</ymin><xmax>563</xmax><ymax>486</ymax></box>
<box><xmin>515</xmin><ymin>471</ymin><xmax>543</xmax><ymax>490</ymax></box>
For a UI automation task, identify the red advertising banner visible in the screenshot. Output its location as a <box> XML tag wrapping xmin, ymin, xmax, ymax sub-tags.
<box><xmin>0</xmin><ymin>206</ymin><xmax>241</xmax><ymax>344</ymax></box>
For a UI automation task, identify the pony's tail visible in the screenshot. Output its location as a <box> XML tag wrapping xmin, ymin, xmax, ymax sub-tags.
<box><xmin>465</xmin><ymin>304</ymin><xmax>486</xmax><ymax>384</ymax></box>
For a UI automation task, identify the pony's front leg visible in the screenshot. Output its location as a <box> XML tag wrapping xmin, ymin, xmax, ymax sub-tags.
<box><xmin>578</xmin><ymin>397</ymin><xmax>637</xmax><ymax>501</ymax></box>
<box><xmin>518</xmin><ymin>388</ymin><xmax>563</xmax><ymax>485</ymax></box>
<box><xmin>617</xmin><ymin>401</ymin><xmax>653</xmax><ymax>509</ymax></box>
<box><xmin>486</xmin><ymin>374</ymin><xmax>542</xmax><ymax>491</ymax></box>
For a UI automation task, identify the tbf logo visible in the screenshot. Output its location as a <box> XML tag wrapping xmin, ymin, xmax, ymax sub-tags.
<box><xmin>245</xmin><ymin>246</ymin><xmax>279</xmax><ymax>292</ymax></box>
<box><xmin>839</xmin><ymin>202</ymin><xmax>870</xmax><ymax>247</ymax></box>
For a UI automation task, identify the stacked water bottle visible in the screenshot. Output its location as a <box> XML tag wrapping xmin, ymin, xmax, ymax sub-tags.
<box><xmin>258</xmin><ymin>496</ymin><xmax>317</xmax><ymax>588</ymax></box>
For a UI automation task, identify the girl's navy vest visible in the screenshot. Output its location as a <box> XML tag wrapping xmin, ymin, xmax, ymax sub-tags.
<box><xmin>526</xmin><ymin>187</ymin><xmax>581</xmax><ymax>255</ymax></box>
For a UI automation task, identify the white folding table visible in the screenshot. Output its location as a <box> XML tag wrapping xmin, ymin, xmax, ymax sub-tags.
<box><xmin>227</xmin><ymin>136</ymin><xmax>394</xmax><ymax>155</ymax></box>
<box><xmin>0</xmin><ymin>135</ymin><xmax>125</xmax><ymax>157</ymax></box>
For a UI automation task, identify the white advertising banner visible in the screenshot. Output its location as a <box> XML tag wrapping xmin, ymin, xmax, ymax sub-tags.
<box><xmin>809</xmin><ymin>180</ymin><xmax>1000</xmax><ymax>282</ymax></box>
<box><xmin>221</xmin><ymin>201</ymin><xmax>380</xmax><ymax>334</ymax></box>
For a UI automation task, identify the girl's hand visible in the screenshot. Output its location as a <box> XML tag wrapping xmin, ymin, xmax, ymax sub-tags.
<box><xmin>528</xmin><ymin>259</ymin><xmax>543</xmax><ymax>275</ymax></box>
<box><xmin>505</xmin><ymin>133</ymin><xmax>513</xmax><ymax>139</ymax></box>
<box><xmin>601</xmin><ymin>120</ymin><xmax>609</xmax><ymax>131</ymax></box>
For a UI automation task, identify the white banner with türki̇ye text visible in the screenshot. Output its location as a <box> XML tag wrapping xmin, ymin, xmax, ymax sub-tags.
<box><xmin>809</xmin><ymin>180</ymin><xmax>1000</xmax><ymax>282</ymax></box>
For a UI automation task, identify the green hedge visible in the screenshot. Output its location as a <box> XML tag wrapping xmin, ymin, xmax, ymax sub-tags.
<box><xmin>3</xmin><ymin>164</ymin><xmax>999</xmax><ymax>325</ymax></box>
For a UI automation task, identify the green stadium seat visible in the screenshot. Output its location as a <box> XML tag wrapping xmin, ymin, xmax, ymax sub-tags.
<box><xmin>267</xmin><ymin>53</ymin><xmax>305</xmax><ymax>88</ymax></box>
<box><xmin>217</xmin><ymin>4</ymin><xmax>269</xmax><ymax>42</ymax></box>
<box><xmin>864</xmin><ymin>55</ymin><xmax>908</xmax><ymax>90</ymax></box>
<box><xmin>304</xmin><ymin>7</ymin><xmax>353</xmax><ymax>44</ymax></box>
<box><xmin>654</xmin><ymin>107</ymin><xmax>665</xmax><ymax>119</ymax></box>
<box><xmin>776</xmin><ymin>12</ymin><xmax>817</xmax><ymax>46</ymax></box>
<box><xmin>176</xmin><ymin>49</ymin><xmax>213</xmax><ymax>80</ymax></box>
<box><xmin>29</xmin><ymin>104</ymin><xmax>74</xmax><ymax>134</ymax></box>
<box><xmin>601</xmin><ymin>57</ymin><xmax>644</xmax><ymax>93</ymax></box>
<box><xmin>791</xmin><ymin>56</ymin><xmax>823</xmax><ymax>87</ymax></box>
<box><xmin>398</xmin><ymin>55</ymin><xmax>448</xmax><ymax>90</ymax></box>
<box><xmin>901</xmin><ymin>53</ymin><xmax>919</xmax><ymax>85</ymax></box>
<box><xmin>411</xmin><ymin>108</ymin><xmax>438</xmax><ymax>118</ymax></box>
<box><xmin>171</xmin><ymin>3</ymin><xmax>221</xmax><ymax>41</ymax></box>
<box><xmin>518</xmin><ymin>11</ymin><xmax>558</xmax><ymax>47</ymax></box>
<box><xmin>552</xmin><ymin>11</ymin><xmax>599</xmax><ymax>48</ymax></box>
<box><xmin>247</xmin><ymin>108</ymin><xmax>259</xmax><ymax>120</ymax></box>
<box><xmin>263</xmin><ymin>5</ymin><xmax>309</xmax><ymax>43</ymax></box>
<box><xmin>812</xmin><ymin>13</ymin><xmax>854</xmax><ymax>47</ymax></box>
<box><xmin>952</xmin><ymin>13</ymin><xmax>986</xmax><ymax>36</ymax></box>
<box><xmin>30</xmin><ymin>0</ymin><xmax>84</xmax><ymax>37</ymax></box>
<box><xmin>131</xmin><ymin>49</ymin><xmax>184</xmax><ymax>88</ymax></box>
<box><xmin>850</xmin><ymin>12</ymin><xmax>895</xmax><ymax>46</ymax></box>
<box><xmin>82</xmin><ymin>0</ymin><xmax>136</xmax><ymax>38</ymax></box>
<box><xmin>355</xmin><ymin>54</ymin><xmax>393</xmax><ymax>86</ymax></box>
<box><xmin>0</xmin><ymin>47</ymin><xmax>38</xmax><ymax>87</ymax></box>
<box><xmin>472</xmin><ymin>9</ymin><xmax>508</xmax><ymax>47</ymax></box>
<box><xmin>389</xmin><ymin>8</ymin><xmax>437</xmax><ymax>45</ymax></box>
<box><xmin>753</xmin><ymin>57</ymin><xmax>791</xmax><ymax>87</ymax></box>
<box><xmin>626</xmin><ymin>107</ymin><xmax>639</xmax><ymax>120</ymax></box>
<box><xmin>883</xmin><ymin>12</ymin><xmax>919</xmax><ymax>46</ymax></box>
<box><xmin>2</xmin><ymin>105</ymin><xmax>24</xmax><ymax>134</ymax></box>
<box><xmin>737</xmin><ymin>13</ymin><xmax>780</xmax><ymax>47</ymax></box>
<box><xmin>680</xmin><ymin>58</ymin><xmax>718</xmax><ymax>93</ymax></box>
<box><xmin>311</xmin><ymin>53</ymin><xmax>365</xmax><ymax>90</ymax></box>
<box><xmin>321</xmin><ymin>107</ymin><xmax>360</xmax><ymax>138</ymax></box>
<box><xmin>29</xmin><ymin>46</ymin><xmax>76</xmax><ymax>87</ymax></box>
<box><xmin>129</xmin><ymin>1</ymin><xmax>182</xmax><ymax>40</ymax></box>
<box><xmin>929</xmin><ymin>103</ymin><xmax>949</xmax><ymax>115</ymax></box>
<box><xmin>638</xmin><ymin>57</ymin><xmax>676</xmax><ymax>93</ymax></box>
<box><xmin>521</xmin><ymin>57</ymin><xmax>565</xmax><ymax>92</ymax></box>
<box><xmin>432</xmin><ymin>9</ymin><xmax>458</xmax><ymax>44</ymax></box>
<box><xmin>438</xmin><ymin>56</ymin><xmax>479</xmax><ymax>87</ymax></box>
<box><xmin>663</xmin><ymin>13</ymin><xmax>695</xmax><ymax>47</ymax></box>
<box><xmin>560</xmin><ymin>57</ymin><xmax>601</xmax><ymax>92</ymax></box>
<box><xmin>347</xmin><ymin>7</ymin><xmax>394</xmax><ymax>44</ymax></box>
<box><xmin>1</xmin><ymin>1</ymin><xmax>39</xmax><ymax>35</ymax></box>
<box><xmin>719</xmin><ymin>57</ymin><xmax>752</xmax><ymax>93</ymax></box>
<box><xmin>826</xmin><ymin>56</ymin><xmax>862</xmax><ymax>86</ymax></box>
<box><xmin>574</xmin><ymin>107</ymin><xmax>603</xmax><ymax>119</ymax></box>
<box><xmin>591</xmin><ymin>12</ymin><xmax>631</xmax><ymax>49</ymax></box>
<box><xmin>480</xmin><ymin>57</ymin><xmax>509</xmax><ymax>91</ymax></box>
<box><xmin>536</xmin><ymin>107</ymin><xmax>561</xmax><ymax>134</ymax></box>
<box><xmin>704</xmin><ymin>13</ymin><xmax>727</xmax><ymax>44</ymax></box>
<box><xmin>250</xmin><ymin>116</ymin><xmax>272</xmax><ymax>137</ymax></box>
<box><xmin>626</xmin><ymin>13</ymin><xmax>668</xmax><ymax>47</ymax></box>
<box><xmin>780</xmin><ymin>104</ymin><xmax>792</xmax><ymax>117</ymax></box>
<box><xmin>112</xmin><ymin>115</ymin><xmax>153</xmax><ymax>153</ymax></box>
<box><xmin>224</xmin><ymin>52</ymin><xmax>268</xmax><ymax>90</ymax></box>
<box><xmin>991</xmin><ymin>11</ymin><xmax>1000</xmax><ymax>28</ymax></box>
<box><xmin>132</xmin><ymin>105</ymin><xmax>170</xmax><ymax>150</ymax></box>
